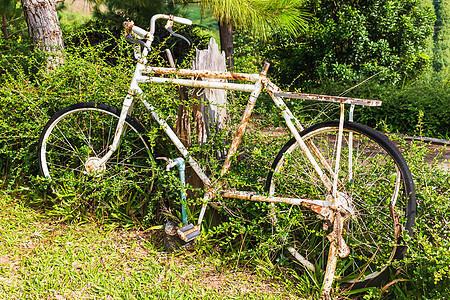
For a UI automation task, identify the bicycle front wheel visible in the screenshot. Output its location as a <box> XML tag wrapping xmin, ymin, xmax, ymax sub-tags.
<box><xmin>265</xmin><ymin>121</ymin><xmax>415</xmax><ymax>289</ymax></box>
<box><xmin>38</xmin><ymin>102</ymin><xmax>155</xmax><ymax>199</ymax></box>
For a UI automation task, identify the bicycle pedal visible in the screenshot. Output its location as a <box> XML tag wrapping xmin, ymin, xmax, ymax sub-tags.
<box><xmin>177</xmin><ymin>224</ymin><xmax>200</xmax><ymax>242</ymax></box>
<box><xmin>164</xmin><ymin>221</ymin><xmax>193</xmax><ymax>252</ymax></box>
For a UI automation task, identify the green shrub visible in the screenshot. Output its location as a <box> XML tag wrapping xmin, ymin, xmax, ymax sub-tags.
<box><xmin>1</xmin><ymin>24</ymin><xmax>450</xmax><ymax>299</ymax></box>
<box><xmin>0</xmin><ymin>29</ymin><xmax>187</xmax><ymax>226</ymax></box>
<box><xmin>355</xmin><ymin>77</ymin><xmax>450</xmax><ymax>138</ymax></box>
<box><xmin>293</xmin><ymin>76</ymin><xmax>450</xmax><ymax>139</ymax></box>
<box><xmin>375</xmin><ymin>142</ymin><xmax>450</xmax><ymax>299</ymax></box>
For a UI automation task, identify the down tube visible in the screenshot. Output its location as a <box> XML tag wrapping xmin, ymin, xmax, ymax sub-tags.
<box><xmin>139</xmin><ymin>97</ymin><xmax>212</xmax><ymax>188</ymax></box>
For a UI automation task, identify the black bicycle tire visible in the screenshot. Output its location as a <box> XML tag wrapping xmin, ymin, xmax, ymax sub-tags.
<box><xmin>265</xmin><ymin>120</ymin><xmax>416</xmax><ymax>289</ymax></box>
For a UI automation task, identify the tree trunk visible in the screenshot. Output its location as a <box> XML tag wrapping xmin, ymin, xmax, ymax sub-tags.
<box><xmin>21</xmin><ymin>0</ymin><xmax>64</xmax><ymax>71</ymax></box>
<box><xmin>219</xmin><ymin>19</ymin><xmax>234</xmax><ymax>70</ymax></box>
<box><xmin>1</xmin><ymin>13</ymin><xmax>8</xmax><ymax>40</ymax></box>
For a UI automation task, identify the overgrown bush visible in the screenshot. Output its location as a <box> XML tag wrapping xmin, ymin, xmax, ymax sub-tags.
<box><xmin>368</xmin><ymin>141</ymin><xmax>450</xmax><ymax>299</ymax></box>
<box><xmin>1</xmin><ymin>25</ymin><xmax>450</xmax><ymax>299</ymax></box>
<box><xmin>0</xmin><ymin>29</ymin><xmax>195</xmax><ymax>226</ymax></box>
<box><xmin>307</xmin><ymin>75</ymin><xmax>450</xmax><ymax>139</ymax></box>
<box><xmin>234</xmin><ymin>0</ymin><xmax>435</xmax><ymax>90</ymax></box>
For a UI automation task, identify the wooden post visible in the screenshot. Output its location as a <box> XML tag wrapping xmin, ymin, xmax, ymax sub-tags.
<box><xmin>191</xmin><ymin>37</ymin><xmax>228</xmax><ymax>145</ymax></box>
<box><xmin>175</xmin><ymin>37</ymin><xmax>228</xmax><ymax>149</ymax></box>
<box><xmin>173</xmin><ymin>38</ymin><xmax>228</xmax><ymax>224</ymax></box>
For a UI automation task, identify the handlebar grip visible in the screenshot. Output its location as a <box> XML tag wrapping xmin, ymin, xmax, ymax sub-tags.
<box><xmin>123</xmin><ymin>21</ymin><xmax>150</xmax><ymax>39</ymax></box>
<box><xmin>132</xmin><ymin>25</ymin><xmax>150</xmax><ymax>38</ymax></box>
<box><xmin>173</xmin><ymin>16</ymin><xmax>192</xmax><ymax>26</ymax></box>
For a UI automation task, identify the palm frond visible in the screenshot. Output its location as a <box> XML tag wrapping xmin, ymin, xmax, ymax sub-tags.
<box><xmin>201</xmin><ymin>0</ymin><xmax>309</xmax><ymax>39</ymax></box>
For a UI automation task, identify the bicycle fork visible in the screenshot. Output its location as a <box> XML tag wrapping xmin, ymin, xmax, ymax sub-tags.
<box><xmin>84</xmin><ymin>93</ymin><xmax>135</xmax><ymax>174</ymax></box>
<box><xmin>86</xmin><ymin>65</ymin><xmax>145</xmax><ymax>174</ymax></box>
<box><xmin>318</xmin><ymin>103</ymin><xmax>355</xmax><ymax>298</ymax></box>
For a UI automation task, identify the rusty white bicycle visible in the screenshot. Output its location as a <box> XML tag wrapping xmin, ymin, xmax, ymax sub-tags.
<box><xmin>38</xmin><ymin>14</ymin><xmax>416</xmax><ymax>297</ymax></box>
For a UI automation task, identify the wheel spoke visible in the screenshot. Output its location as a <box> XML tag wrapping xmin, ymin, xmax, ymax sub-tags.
<box><xmin>38</xmin><ymin>103</ymin><xmax>155</xmax><ymax>202</ymax></box>
<box><xmin>265</xmin><ymin>121</ymin><xmax>415</xmax><ymax>289</ymax></box>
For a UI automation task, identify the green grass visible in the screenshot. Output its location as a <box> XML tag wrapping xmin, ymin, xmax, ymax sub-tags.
<box><xmin>0</xmin><ymin>193</ymin><xmax>301</xmax><ymax>299</ymax></box>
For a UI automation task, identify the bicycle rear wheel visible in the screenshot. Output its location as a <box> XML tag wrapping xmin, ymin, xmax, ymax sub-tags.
<box><xmin>265</xmin><ymin>121</ymin><xmax>415</xmax><ymax>290</ymax></box>
<box><xmin>38</xmin><ymin>102</ymin><xmax>155</xmax><ymax>200</ymax></box>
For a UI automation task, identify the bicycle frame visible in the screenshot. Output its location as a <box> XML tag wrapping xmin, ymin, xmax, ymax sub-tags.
<box><xmin>101</xmin><ymin>63</ymin><xmax>370</xmax><ymax>206</ymax></box>
<box><xmin>97</xmin><ymin>14</ymin><xmax>383</xmax><ymax>296</ymax></box>
<box><xmin>100</xmin><ymin>61</ymin><xmax>381</xmax><ymax>212</ymax></box>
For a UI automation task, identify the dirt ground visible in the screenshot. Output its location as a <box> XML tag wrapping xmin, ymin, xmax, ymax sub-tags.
<box><xmin>420</xmin><ymin>142</ymin><xmax>450</xmax><ymax>170</ymax></box>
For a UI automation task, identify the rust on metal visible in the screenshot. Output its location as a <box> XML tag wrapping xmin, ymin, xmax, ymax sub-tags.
<box><xmin>322</xmin><ymin>230</ymin><xmax>339</xmax><ymax>299</ymax></box>
<box><xmin>322</xmin><ymin>211</ymin><xmax>350</xmax><ymax>298</ymax></box>
<box><xmin>264</xmin><ymin>78</ymin><xmax>307</xmax><ymax>133</ymax></box>
<box><xmin>274</xmin><ymin>91</ymin><xmax>382</xmax><ymax>107</ymax></box>
<box><xmin>141</xmin><ymin>76</ymin><xmax>256</xmax><ymax>93</ymax></box>
<box><xmin>302</xmin><ymin>201</ymin><xmax>333</xmax><ymax>219</ymax></box>
<box><xmin>387</xmin><ymin>170</ymin><xmax>402</xmax><ymax>261</ymax></box>
<box><xmin>220</xmin><ymin>189</ymin><xmax>333</xmax><ymax>218</ymax></box>
<box><xmin>336</xmin><ymin>213</ymin><xmax>350</xmax><ymax>258</ymax></box>
<box><xmin>386</xmin><ymin>201</ymin><xmax>402</xmax><ymax>265</ymax></box>
<box><xmin>261</xmin><ymin>61</ymin><xmax>270</xmax><ymax>76</ymax></box>
<box><xmin>219</xmin><ymin>96</ymin><xmax>257</xmax><ymax>176</ymax></box>
<box><xmin>123</xmin><ymin>21</ymin><xmax>134</xmax><ymax>35</ymax></box>
<box><xmin>390</xmin><ymin>203</ymin><xmax>401</xmax><ymax>245</ymax></box>
<box><xmin>218</xmin><ymin>70</ymin><xmax>265</xmax><ymax>177</ymax></box>
<box><xmin>165</xmin><ymin>20</ymin><xmax>174</xmax><ymax>29</ymax></box>
<box><xmin>145</xmin><ymin>66</ymin><xmax>262</xmax><ymax>82</ymax></box>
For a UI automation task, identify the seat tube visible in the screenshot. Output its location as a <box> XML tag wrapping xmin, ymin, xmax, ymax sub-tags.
<box><xmin>219</xmin><ymin>78</ymin><xmax>263</xmax><ymax>177</ymax></box>
<box><xmin>197</xmin><ymin>79</ymin><xmax>262</xmax><ymax>227</ymax></box>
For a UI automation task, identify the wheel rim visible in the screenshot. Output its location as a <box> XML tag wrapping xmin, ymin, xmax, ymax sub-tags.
<box><xmin>40</xmin><ymin>106</ymin><xmax>154</xmax><ymax>199</ymax></box>
<box><xmin>267</xmin><ymin>125</ymin><xmax>409</xmax><ymax>286</ymax></box>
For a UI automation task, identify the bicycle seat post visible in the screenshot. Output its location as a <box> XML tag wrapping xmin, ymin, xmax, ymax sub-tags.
<box><xmin>261</xmin><ymin>61</ymin><xmax>270</xmax><ymax>76</ymax></box>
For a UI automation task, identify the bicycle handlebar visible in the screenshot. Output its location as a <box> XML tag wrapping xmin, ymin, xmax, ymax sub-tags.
<box><xmin>123</xmin><ymin>14</ymin><xmax>192</xmax><ymax>41</ymax></box>
<box><xmin>171</xmin><ymin>16</ymin><xmax>193</xmax><ymax>26</ymax></box>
